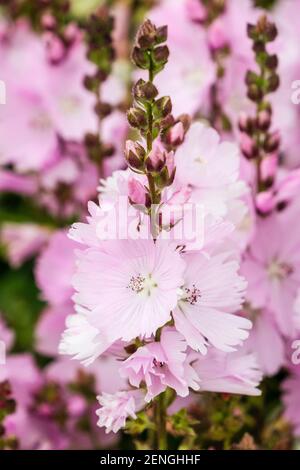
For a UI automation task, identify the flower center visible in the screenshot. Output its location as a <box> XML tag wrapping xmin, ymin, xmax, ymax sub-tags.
<box><xmin>183</xmin><ymin>284</ymin><xmax>201</xmax><ymax>305</ymax></box>
<box><xmin>127</xmin><ymin>273</ymin><xmax>158</xmax><ymax>296</ymax></box>
<box><xmin>267</xmin><ymin>259</ymin><xmax>293</xmax><ymax>281</ymax></box>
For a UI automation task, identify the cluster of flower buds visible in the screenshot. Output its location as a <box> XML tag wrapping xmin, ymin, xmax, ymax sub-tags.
<box><xmin>0</xmin><ymin>0</ymin><xmax>75</xmax><ymax>64</ymax></box>
<box><xmin>239</xmin><ymin>15</ymin><xmax>281</xmax><ymax>214</ymax></box>
<box><xmin>0</xmin><ymin>380</ymin><xmax>18</xmax><ymax>450</ymax></box>
<box><xmin>246</xmin><ymin>15</ymin><xmax>279</xmax><ymax>103</ymax></box>
<box><xmin>126</xmin><ymin>20</ymin><xmax>176</xmax><ymax>209</ymax></box>
<box><xmin>83</xmin><ymin>7</ymin><xmax>116</xmax><ymax>171</ymax></box>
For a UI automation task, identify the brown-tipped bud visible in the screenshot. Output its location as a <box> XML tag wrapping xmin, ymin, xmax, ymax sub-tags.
<box><xmin>160</xmin><ymin>114</ymin><xmax>175</xmax><ymax>131</ymax></box>
<box><xmin>134</xmin><ymin>79</ymin><xmax>158</xmax><ymax>101</ymax></box>
<box><xmin>127</xmin><ymin>106</ymin><xmax>148</xmax><ymax>129</ymax></box>
<box><xmin>265</xmin><ymin>22</ymin><xmax>277</xmax><ymax>42</ymax></box>
<box><xmin>94</xmin><ymin>102</ymin><xmax>112</xmax><ymax>118</ymax></box>
<box><xmin>267</xmin><ymin>74</ymin><xmax>280</xmax><ymax>92</ymax></box>
<box><xmin>136</xmin><ymin>19</ymin><xmax>157</xmax><ymax>49</ymax></box>
<box><xmin>154</xmin><ymin>96</ymin><xmax>172</xmax><ymax>118</ymax></box>
<box><xmin>240</xmin><ymin>134</ymin><xmax>258</xmax><ymax>160</ymax></box>
<box><xmin>178</xmin><ymin>114</ymin><xmax>191</xmax><ymax>132</ymax></box>
<box><xmin>253</xmin><ymin>40</ymin><xmax>265</xmax><ymax>54</ymax></box>
<box><xmin>153</xmin><ymin>45</ymin><xmax>169</xmax><ymax>65</ymax></box>
<box><xmin>146</xmin><ymin>148</ymin><xmax>166</xmax><ymax>173</ymax></box>
<box><xmin>247</xmin><ymin>84</ymin><xmax>263</xmax><ymax>102</ymax></box>
<box><xmin>264</xmin><ymin>130</ymin><xmax>280</xmax><ymax>153</ymax></box>
<box><xmin>265</xmin><ymin>54</ymin><xmax>278</xmax><ymax>70</ymax></box>
<box><xmin>125</xmin><ymin>140</ymin><xmax>146</xmax><ymax>170</ymax></box>
<box><xmin>247</xmin><ymin>23</ymin><xmax>256</xmax><ymax>40</ymax></box>
<box><xmin>238</xmin><ymin>113</ymin><xmax>254</xmax><ymax>135</ymax></box>
<box><xmin>84</xmin><ymin>133</ymin><xmax>99</xmax><ymax>148</ymax></box>
<box><xmin>245</xmin><ymin>70</ymin><xmax>258</xmax><ymax>86</ymax></box>
<box><xmin>155</xmin><ymin>25</ymin><xmax>168</xmax><ymax>44</ymax></box>
<box><xmin>131</xmin><ymin>47</ymin><xmax>150</xmax><ymax>69</ymax></box>
<box><xmin>257</xmin><ymin>110</ymin><xmax>271</xmax><ymax>131</ymax></box>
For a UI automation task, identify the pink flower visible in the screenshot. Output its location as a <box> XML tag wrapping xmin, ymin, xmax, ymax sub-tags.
<box><xmin>0</xmin><ymin>170</ymin><xmax>37</xmax><ymax>195</ymax></box>
<box><xmin>61</xmin><ymin>239</ymin><xmax>185</xmax><ymax>365</ymax></box>
<box><xmin>173</xmin><ymin>250</ymin><xmax>250</xmax><ymax>354</ymax></box>
<box><xmin>35</xmin><ymin>303</ymin><xmax>71</xmax><ymax>357</ymax></box>
<box><xmin>241</xmin><ymin>208</ymin><xmax>300</xmax><ymax>337</ymax></box>
<box><xmin>1</xmin><ymin>223</ymin><xmax>50</xmax><ymax>268</ymax></box>
<box><xmin>175</xmin><ymin>122</ymin><xmax>247</xmax><ymax>218</ymax></box>
<box><xmin>120</xmin><ymin>328</ymin><xmax>200</xmax><ymax>402</ymax></box>
<box><xmin>96</xmin><ymin>390</ymin><xmax>145</xmax><ymax>433</ymax></box>
<box><xmin>244</xmin><ymin>310</ymin><xmax>285</xmax><ymax>376</ymax></box>
<box><xmin>35</xmin><ymin>230</ymin><xmax>77</xmax><ymax>305</ymax></box>
<box><xmin>193</xmin><ymin>348</ymin><xmax>262</xmax><ymax>396</ymax></box>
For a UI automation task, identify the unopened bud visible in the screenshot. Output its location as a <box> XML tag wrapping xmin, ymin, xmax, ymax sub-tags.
<box><xmin>128</xmin><ymin>178</ymin><xmax>148</xmax><ymax>206</ymax></box>
<box><xmin>267</xmin><ymin>74</ymin><xmax>280</xmax><ymax>92</ymax></box>
<box><xmin>247</xmin><ymin>84</ymin><xmax>263</xmax><ymax>102</ymax></box>
<box><xmin>154</xmin><ymin>96</ymin><xmax>172</xmax><ymax>118</ymax></box>
<box><xmin>131</xmin><ymin>47</ymin><xmax>150</xmax><ymax>69</ymax></box>
<box><xmin>257</xmin><ymin>110</ymin><xmax>271</xmax><ymax>131</ymax></box>
<box><xmin>240</xmin><ymin>134</ymin><xmax>258</xmax><ymax>159</ymax></box>
<box><xmin>264</xmin><ymin>130</ymin><xmax>280</xmax><ymax>153</ymax></box>
<box><xmin>265</xmin><ymin>54</ymin><xmax>278</xmax><ymax>70</ymax></box>
<box><xmin>238</xmin><ymin>113</ymin><xmax>254</xmax><ymax>134</ymax></box>
<box><xmin>136</xmin><ymin>19</ymin><xmax>157</xmax><ymax>49</ymax></box>
<box><xmin>146</xmin><ymin>146</ymin><xmax>166</xmax><ymax>173</ymax></box>
<box><xmin>153</xmin><ymin>45</ymin><xmax>169</xmax><ymax>65</ymax></box>
<box><xmin>125</xmin><ymin>140</ymin><xmax>145</xmax><ymax>170</ymax></box>
<box><xmin>166</xmin><ymin>122</ymin><xmax>184</xmax><ymax>146</ymax></box>
<box><xmin>134</xmin><ymin>79</ymin><xmax>158</xmax><ymax>101</ymax></box>
<box><xmin>155</xmin><ymin>25</ymin><xmax>168</xmax><ymax>44</ymax></box>
<box><xmin>127</xmin><ymin>107</ymin><xmax>148</xmax><ymax>129</ymax></box>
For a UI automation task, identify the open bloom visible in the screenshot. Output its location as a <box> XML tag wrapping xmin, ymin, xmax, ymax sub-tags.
<box><xmin>120</xmin><ymin>328</ymin><xmax>200</xmax><ymax>402</ymax></box>
<box><xmin>96</xmin><ymin>390</ymin><xmax>145</xmax><ymax>433</ymax></box>
<box><xmin>241</xmin><ymin>207</ymin><xmax>300</xmax><ymax>337</ymax></box>
<box><xmin>193</xmin><ymin>348</ymin><xmax>262</xmax><ymax>396</ymax></box>
<box><xmin>173</xmin><ymin>250</ymin><xmax>251</xmax><ymax>354</ymax></box>
<box><xmin>175</xmin><ymin>122</ymin><xmax>247</xmax><ymax>218</ymax></box>
<box><xmin>73</xmin><ymin>239</ymin><xmax>185</xmax><ymax>340</ymax></box>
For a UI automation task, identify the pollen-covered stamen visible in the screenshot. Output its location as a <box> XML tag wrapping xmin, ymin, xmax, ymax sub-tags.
<box><xmin>127</xmin><ymin>274</ymin><xmax>145</xmax><ymax>293</ymax></box>
<box><xmin>267</xmin><ymin>259</ymin><xmax>294</xmax><ymax>281</ymax></box>
<box><xmin>153</xmin><ymin>358</ymin><xmax>164</xmax><ymax>368</ymax></box>
<box><xmin>127</xmin><ymin>273</ymin><xmax>158</xmax><ymax>295</ymax></box>
<box><xmin>184</xmin><ymin>284</ymin><xmax>201</xmax><ymax>305</ymax></box>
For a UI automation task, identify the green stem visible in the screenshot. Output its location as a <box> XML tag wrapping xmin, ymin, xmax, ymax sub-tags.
<box><xmin>155</xmin><ymin>392</ymin><xmax>167</xmax><ymax>450</ymax></box>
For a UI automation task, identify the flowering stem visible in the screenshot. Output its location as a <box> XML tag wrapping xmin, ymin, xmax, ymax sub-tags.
<box><xmin>155</xmin><ymin>392</ymin><xmax>167</xmax><ymax>450</ymax></box>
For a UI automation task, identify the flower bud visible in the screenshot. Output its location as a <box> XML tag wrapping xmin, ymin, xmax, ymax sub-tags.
<box><xmin>265</xmin><ymin>54</ymin><xmax>278</xmax><ymax>70</ymax></box>
<box><xmin>134</xmin><ymin>79</ymin><xmax>158</xmax><ymax>101</ymax></box>
<box><xmin>146</xmin><ymin>146</ymin><xmax>166</xmax><ymax>173</ymax></box>
<box><xmin>125</xmin><ymin>140</ymin><xmax>145</xmax><ymax>170</ymax></box>
<box><xmin>128</xmin><ymin>177</ymin><xmax>148</xmax><ymax>206</ymax></box>
<box><xmin>136</xmin><ymin>19</ymin><xmax>157</xmax><ymax>49</ymax></box>
<box><xmin>238</xmin><ymin>113</ymin><xmax>254</xmax><ymax>134</ymax></box>
<box><xmin>257</xmin><ymin>110</ymin><xmax>271</xmax><ymax>131</ymax></box>
<box><xmin>264</xmin><ymin>130</ymin><xmax>280</xmax><ymax>153</ymax></box>
<box><xmin>186</xmin><ymin>0</ymin><xmax>207</xmax><ymax>23</ymax></box>
<box><xmin>127</xmin><ymin>107</ymin><xmax>148</xmax><ymax>129</ymax></box>
<box><xmin>208</xmin><ymin>19</ymin><xmax>228</xmax><ymax>51</ymax></box>
<box><xmin>131</xmin><ymin>46</ymin><xmax>150</xmax><ymax>69</ymax></box>
<box><xmin>240</xmin><ymin>134</ymin><xmax>258</xmax><ymax>159</ymax></box>
<box><xmin>166</xmin><ymin>122</ymin><xmax>184</xmax><ymax>146</ymax></box>
<box><xmin>247</xmin><ymin>84</ymin><xmax>263</xmax><ymax>102</ymax></box>
<box><xmin>256</xmin><ymin>190</ymin><xmax>275</xmax><ymax>214</ymax></box>
<box><xmin>267</xmin><ymin>74</ymin><xmax>280</xmax><ymax>92</ymax></box>
<box><xmin>154</xmin><ymin>96</ymin><xmax>172</xmax><ymax>118</ymax></box>
<box><xmin>153</xmin><ymin>45</ymin><xmax>169</xmax><ymax>65</ymax></box>
<box><xmin>155</xmin><ymin>25</ymin><xmax>168</xmax><ymax>44</ymax></box>
<box><xmin>260</xmin><ymin>154</ymin><xmax>277</xmax><ymax>181</ymax></box>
